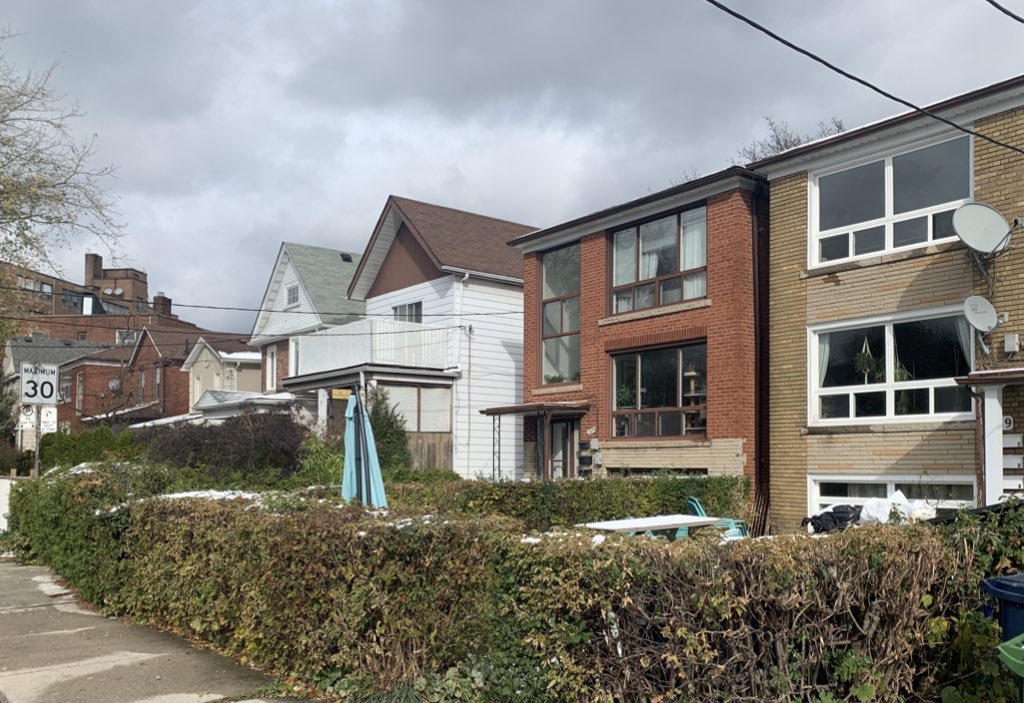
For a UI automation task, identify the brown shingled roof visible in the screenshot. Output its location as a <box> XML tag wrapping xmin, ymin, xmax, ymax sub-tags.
<box><xmin>389</xmin><ymin>196</ymin><xmax>535</xmax><ymax>280</ymax></box>
<box><xmin>144</xmin><ymin>327</ymin><xmax>248</xmax><ymax>362</ymax></box>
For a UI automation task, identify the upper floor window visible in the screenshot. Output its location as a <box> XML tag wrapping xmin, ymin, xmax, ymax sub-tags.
<box><xmin>612</xmin><ymin>206</ymin><xmax>706</xmax><ymax>314</ymax></box>
<box><xmin>810</xmin><ymin>311</ymin><xmax>973</xmax><ymax>424</ymax></box>
<box><xmin>61</xmin><ymin>289</ymin><xmax>82</xmax><ymax>309</ymax></box>
<box><xmin>393</xmin><ymin>302</ymin><xmax>423</xmax><ymax>323</ymax></box>
<box><xmin>612</xmin><ymin>342</ymin><xmax>707</xmax><ymax>437</ymax></box>
<box><xmin>115</xmin><ymin>329</ymin><xmax>137</xmax><ymax>346</ymax></box>
<box><xmin>541</xmin><ymin>243</ymin><xmax>579</xmax><ymax>384</ymax></box>
<box><xmin>286</xmin><ymin>285</ymin><xmax>299</xmax><ymax>306</ymax></box>
<box><xmin>813</xmin><ymin>136</ymin><xmax>970</xmax><ymax>265</ymax></box>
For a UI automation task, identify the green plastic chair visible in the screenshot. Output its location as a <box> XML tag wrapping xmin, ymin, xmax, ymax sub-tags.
<box><xmin>687</xmin><ymin>496</ymin><xmax>749</xmax><ymax>539</ymax></box>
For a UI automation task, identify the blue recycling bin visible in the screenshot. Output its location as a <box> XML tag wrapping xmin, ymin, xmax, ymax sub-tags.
<box><xmin>984</xmin><ymin>573</ymin><xmax>1024</xmax><ymax>641</ymax></box>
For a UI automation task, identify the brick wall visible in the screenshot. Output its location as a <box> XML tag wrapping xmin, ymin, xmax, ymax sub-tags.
<box><xmin>262</xmin><ymin>340</ymin><xmax>290</xmax><ymax>392</ymax></box>
<box><xmin>522</xmin><ymin>185</ymin><xmax>765</xmax><ymax>481</ymax></box>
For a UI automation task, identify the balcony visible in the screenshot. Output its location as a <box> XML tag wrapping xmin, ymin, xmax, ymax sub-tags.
<box><xmin>292</xmin><ymin>319</ymin><xmax>455</xmax><ymax>377</ymax></box>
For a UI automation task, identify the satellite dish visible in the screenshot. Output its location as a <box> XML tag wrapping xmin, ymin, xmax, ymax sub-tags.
<box><xmin>964</xmin><ymin>295</ymin><xmax>999</xmax><ymax>333</ymax></box>
<box><xmin>114</xmin><ymin>287</ymin><xmax>124</xmax><ymax>296</ymax></box>
<box><xmin>103</xmin><ymin>287</ymin><xmax>114</xmax><ymax>295</ymax></box>
<box><xmin>953</xmin><ymin>202</ymin><xmax>1010</xmax><ymax>255</ymax></box>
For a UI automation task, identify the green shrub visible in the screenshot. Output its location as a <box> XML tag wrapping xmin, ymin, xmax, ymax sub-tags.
<box><xmin>289</xmin><ymin>435</ymin><xmax>345</xmax><ymax>489</ymax></box>
<box><xmin>367</xmin><ymin>387</ymin><xmax>412</xmax><ymax>471</ymax></box>
<box><xmin>40</xmin><ymin>426</ymin><xmax>139</xmax><ymax>468</ymax></box>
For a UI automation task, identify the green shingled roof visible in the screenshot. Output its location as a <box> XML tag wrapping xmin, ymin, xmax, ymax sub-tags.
<box><xmin>283</xmin><ymin>243</ymin><xmax>365</xmax><ymax>325</ymax></box>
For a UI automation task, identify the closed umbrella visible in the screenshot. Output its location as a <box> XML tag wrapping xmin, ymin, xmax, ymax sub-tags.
<box><xmin>342</xmin><ymin>392</ymin><xmax>388</xmax><ymax>509</ymax></box>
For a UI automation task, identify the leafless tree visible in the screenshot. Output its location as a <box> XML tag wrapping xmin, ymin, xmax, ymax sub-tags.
<box><xmin>737</xmin><ymin>115</ymin><xmax>845</xmax><ymax>163</ymax></box>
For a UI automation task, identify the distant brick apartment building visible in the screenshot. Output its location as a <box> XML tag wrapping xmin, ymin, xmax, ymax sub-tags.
<box><xmin>753</xmin><ymin>74</ymin><xmax>1024</xmax><ymax>531</ymax></box>
<box><xmin>498</xmin><ymin>167</ymin><xmax>768</xmax><ymax>493</ymax></box>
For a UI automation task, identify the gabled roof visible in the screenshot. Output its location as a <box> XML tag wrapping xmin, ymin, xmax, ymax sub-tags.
<box><xmin>250</xmin><ymin>242</ymin><xmax>364</xmax><ymax>342</ymax></box>
<box><xmin>4</xmin><ymin>333</ymin><xmax>105</xmax><ymax>377</ymax></box>
<box><xmin>181</xmin><ymin>336</ymin><xmax>263</xmax><ymax>371</ymax></box>
<box><xmin>348</xmin><ymin>196</ymin><xmax>535</xmax><ymax>300</ymax></box>
<box><xmin>137</xmin><ymin>327</ymin><xmax>248</xmax><ymax>364</ymax></box>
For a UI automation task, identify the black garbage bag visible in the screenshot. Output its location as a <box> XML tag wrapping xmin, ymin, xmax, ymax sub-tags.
<box><xmin>801</xmin><ymin>504</ymin><xmax>862</xmax><ymax>534</ymax></box>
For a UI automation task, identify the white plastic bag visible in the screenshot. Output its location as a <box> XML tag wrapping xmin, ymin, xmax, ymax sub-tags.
<box><xmin>860</xmin><ymin>490</ymin><xmax>913</xmax><ymax>524</ymax></box>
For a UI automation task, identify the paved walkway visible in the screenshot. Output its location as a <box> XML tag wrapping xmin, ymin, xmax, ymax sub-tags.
<box><xmin>0</xmin><ymin>559</ymin><xmax>304</xmax><ymax>703</ymax></box>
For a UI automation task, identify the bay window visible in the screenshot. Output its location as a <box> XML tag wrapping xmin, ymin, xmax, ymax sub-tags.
<box><xmin>612</xmin><ymin>206</ymin><xmax>706</xmax><ymax>313</ymax></box>
<box><xmin>812</xmin><ymin>311</ymin><xmax>973</xmax><ymax>423</ymax></box>
<box><xmin>612</xmin><ymin>342</ymin><xmax>706</xmax><ymax>437</ymax></box>
<box><xmin>541</xmin><ymin>244</ymin><xmax>580</xmax><ymax>384</ymax></box>
<box><xmin>813</xmin><ymin>136</ymin><xmax>970</xmax><ymax>265</ymax></box>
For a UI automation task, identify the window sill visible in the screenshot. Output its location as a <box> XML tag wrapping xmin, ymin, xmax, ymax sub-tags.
<box><xmin>598</xmin><ymin>298</ymin><xmax>711</xmax><ymax>326</ymax></box>
<box><xmin>801</xmin><ymin>240</ymin><xmax>962</xmax><ymax>279</ymax></box>
<box><xmin>605</xmin><ymin>436</ymin><xmax>709</xmax><ymax>447</ymax></box>
<box><xmin>802</xmin><ymin>419</ymin><xmax>975</xmax><ymax>435</ymax></box>
<box><xmin>533</xmin><ymin>383</ymin><xmax>583</xmax><ymax>396</ymax></box>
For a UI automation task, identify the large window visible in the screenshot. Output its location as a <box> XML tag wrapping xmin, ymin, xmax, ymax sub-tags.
<box><xmin>612</xmin><ymin>206</ymin><xmax>706</xmax><ymax>313</ymax></box>
<box><xmin>813</xmin><ymin>136</ymin><xmax>970</xmax><ymax>265</ymax></box>
<box><xmin>541</xmin><ymin>244</ymin><xmax>580</xmax><ymax>384</ymax></box>
<box><xmin>810</xmin><ymin>474</ymin><xmax>975</xmax><ymax>515</ymax></box>
<box><xmin>811</xmin><ymin>312</ymin><xmax>973</xmax><ymax>424</ymax></box>
<box><xmin>612</xmin><ymin>342</ymin><xmax>706</xmax><ymax>437</ymax></box>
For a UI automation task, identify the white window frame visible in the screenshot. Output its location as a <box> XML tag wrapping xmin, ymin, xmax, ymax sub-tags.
<box><xmin>808</xmin><ymin>473</ymin><xmax>976</xmax><ymax>516</ymax></box>
<box><xmin>286</xmin><ymin>285</ymin><xmax>299</xmax><ymax>307</ymax></box>
<box><xmin>266</xmin><ymin>347</ymin><xmax>276</xmax><ymax>390</ymax></box>
<box><xmin>393</xmin><ymin>302</ymin><xmax>423</xmax><ymax>323</ymax></box>
<box><xmin>289</xmin><ymin>338</ymin><xmax>300</xmax><ymax>376</ymax></box>
<box><xmin>807</xmin><ymin>305</ymin><xmax>974</xmax><ymax>427</ymax></box>
<box><xmin>808</xmin><ymin>135</ymin><xmax>973</xmax><ymax>268</ymax></box>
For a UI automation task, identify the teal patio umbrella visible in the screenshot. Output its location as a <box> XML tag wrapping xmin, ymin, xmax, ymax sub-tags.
<box><xmin>342</xmin><ymin>392</ymin><xmax>388</xmax><ymax>509</ymax></box>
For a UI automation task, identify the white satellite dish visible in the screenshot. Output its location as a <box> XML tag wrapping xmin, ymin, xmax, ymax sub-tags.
<box><xmin>103</xmin><ymin>287</ymin><xmax>114</xmax><ymax>295</ymax></box>
<box><xmin>964</xmin><ymin>295</ymin><xmax>999</xmax><ymax>333</ymax></box>
<box><xmin>113</xmin><ymin>287</ymin><xmax>124</xmax><ymax>296</ymax></box>
<box><xmin>953</xmin><ymin>202</ymin><xmax>1010</xmax><ymax>255</ymax></box>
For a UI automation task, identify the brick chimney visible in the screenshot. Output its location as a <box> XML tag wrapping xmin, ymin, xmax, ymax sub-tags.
<box><xmin>84</xmin><ymin>253</ymin><xmax>103</xmax><ymax>287</ymax></box>
<box><xmin>153</xmin><ymin>292</ymin><xmax>172</xmax><ymax>317</ymax></box>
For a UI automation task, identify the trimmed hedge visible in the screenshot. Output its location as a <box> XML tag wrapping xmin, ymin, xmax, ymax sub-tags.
<box><xmin>10</xmin><ymin>464</ymin><xmax>1023</xmax><ymax>702</ymax></box>
<box><xmin>387</xmin><ymin>474</ymin><xmax>750</xmax><ymax>531</ymax></box>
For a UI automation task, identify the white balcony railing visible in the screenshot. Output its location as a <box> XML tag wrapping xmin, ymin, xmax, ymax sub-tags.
<box><xmin>293</xmin><ymin>319</ymin><xmax>454</xmax><ymax>377</ymax></box>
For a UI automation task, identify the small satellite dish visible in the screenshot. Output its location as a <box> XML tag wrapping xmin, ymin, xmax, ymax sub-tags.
<box><xmin>964</xmin><ymin>295</ymin><xmax>999</xmax><ymax>333</ymax></box>
<box><xmin>103</xmin><ymin>287</ymin><xmax>114</xmax><ymax>295</ymax></box>
<box><xmin>114</xmin><ymin>287</ymin><xmax>123</xmax><ymax>296</ymax></box>
<box><xmin>953</xmin><ymin>202</ymin><xmax>1010</xmax><ymax>255</ymax></box>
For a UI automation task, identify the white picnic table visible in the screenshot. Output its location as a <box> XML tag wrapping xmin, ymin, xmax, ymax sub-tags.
<box><xmin>579</xmin><ymin>514</ymin><xmax>722</xmax><ymax>540</ymax></box>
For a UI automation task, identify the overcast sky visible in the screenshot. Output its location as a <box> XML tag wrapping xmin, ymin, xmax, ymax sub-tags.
<box><xmin>4</xmin><ymin>1</ymin><xmax>1022</xmax><ymax>333</ymax></box>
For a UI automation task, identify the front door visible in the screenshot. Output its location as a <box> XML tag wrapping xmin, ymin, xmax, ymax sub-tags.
<box><xmin>550</xmin><ymin>419</ymin><xmax>578</xmax><ymax>479</ymax></box>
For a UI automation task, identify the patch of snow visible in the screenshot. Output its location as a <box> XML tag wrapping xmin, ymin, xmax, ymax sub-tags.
<box><xmin>520</xmin><ymin>536</ymin><xmax>541</xmax><ymax>544</ymax></box>
<box><xmin>591</xmin><ymin>534</ymin><xmax>606</xmax><ymax>545</ymax></box>
<box><xmin>160</xmin><ymin>490</ymin><xmax>261</xmax><ymax>502</ymax></box>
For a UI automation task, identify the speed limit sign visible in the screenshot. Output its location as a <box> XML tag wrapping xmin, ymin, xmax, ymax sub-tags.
<box><xmin>21</xmin><ymin>363</ymin><xmax>59</xmax><ymax>406</ymax></box>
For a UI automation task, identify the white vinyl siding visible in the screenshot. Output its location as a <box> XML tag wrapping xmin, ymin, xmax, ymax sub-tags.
<box><xmin>253</xmin><ymin>258</ymin><xmax>320</xmax><ymax>341</ymax></box>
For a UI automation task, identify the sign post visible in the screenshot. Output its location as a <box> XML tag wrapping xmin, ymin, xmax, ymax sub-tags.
<box><xmin>21</xmin><ymin>363</ymin><xmax>58</xmax><ymax>479</ymax></box>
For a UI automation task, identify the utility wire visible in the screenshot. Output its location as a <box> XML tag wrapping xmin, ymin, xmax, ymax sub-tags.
<box><xmin>984</xmin><ymin>0</ymin><xmax>1024</xmax><ymax>25</ymax></box>
<box><xmin>702</xmin><ymin>0</ymin><xmax>1024</xmax><ymax>158</ymax></box>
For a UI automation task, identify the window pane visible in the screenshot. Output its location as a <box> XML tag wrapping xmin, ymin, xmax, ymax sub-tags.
<box><xmin>819</xmin><ymin>160</ymin><xmax>885</xmax><ymax>230</ymax></box>
<box><xmin>640</xmin><ymin>348</ymin><xmax>678</xmax><ymax>408</ymax></box>
<box><xmin>935</xmin><ymin>386</ymin><xmax>972</xmax><ymax>413</ymax></box>
<box><xmin>543</xmin><ymin>334</ymin><xmax>579</xmax><ymax>383</ymax></box>
<box><xmin>659</xmin><ymin>412</ymin><xmax>682</xmax><ymax>437</ymax></box>
<box><xmin>682</xmin><ymin>271</ymin><xmax>706</xmax><ymax>300</ymax></box>
<box><xmin>820</xmin><ymin>234</ymin><xmax>849</xmax><ymax>262</ymax></box>
<box><xmin>893</xmin><ymin>316</ymin><xmax>969</xmax><ymax>381</ymax></box>
<box><xmin>820</xmin><ymin>395</ymin><xmax>849</xmax><ymax>418</ymax></box>
<box><xmin>635</xmin><ymin>283</ymin><xmax>655</xmax><ymax>310</ymax></box>
<box><xmin>854</xmin><ymin>226</ymin><xmax>885</xmax><ymax>256</ymax></box>
<box><xmin>855</xmin><ymin>392</ymin><xmax>885</xmax><ymax>417</ymax></box>
<box><xmin>613</xmin><ymin>229</ymin><xmax>637</xmax><ymax>286</ymax></box>
<box><xmin>543</xmin><ymin>302</ymin><xmax>561</xmax><ymax>335</ymax></box>
<box><xmin>563</xmin><ymin>297</ymin><xmax>579</xmax><ymax>333</ymax></box>
<box><xmin>821</xmin><ymin>326</ymin><xmax>886</xmax><ymax>387</ymax></box>
<box><xmin>636</xmin><ymin>413</ymin><xmax>656</xmax><ymax>437</ymax></box>
<box><xmin>681</xmin><ymin>208</ymin><xmax>707</xmax><ymax>270</ymax></box>
<box><xmin>542</xmin><ymin>245</ymin><xmax>580</xmax><ymax>298</ymax></box>
<box><xmin>614</xmin><ymin>290</ymin><xmax>633</xmax><ymax>313</ymax></box>
<box><xmin>681</xmin><ymin>344</ymin><xmax>707</xmax><ymax>399</ymax></box>
<box><xmin>933</xmin><ymin>210</ymin><xmax>956</xmax><ymax>240</ymax></box>
<box><xmin>613</xmin><ymin>414</ymin><xmax>633</xmax><ymax>437</ymax></box>
<box><xmin>614</xmin><ymin>355</ymin><xmax>637</xmax><ymax>409</ymax></box>
<box><xmin>895</xmin><ymin>388</ymin><xmax>929</xmax><ymax>415</ymax></box>
<box><xmin>819</xmin><ymin>482</ymin><xmax>887</xmax><ymax>498</ymax></box>
<box><xmin>893</xmin><ymin>137</ymin><xmax>970</xmax><ymax>214</ymax></box>
<box><xmin>893</xmin><ymin>217</ymin><xmax>927</xmax><ymax>248</ymax></box>
<box><xmin>895</xmin><ymin>482</ymin><xmax>973</xmax><ymax>501</ymax></box>
<box><xmin>639</xmin><ymin>216</ymin><xmax>677</xmax><ymax>279</ymax></box>
<box><xmin>661</xmin><ymin>277</ymin><xmax>682</xmax><ymax>305</ymax></box>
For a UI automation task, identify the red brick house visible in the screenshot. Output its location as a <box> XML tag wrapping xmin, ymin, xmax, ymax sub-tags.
<box><xmin>60</xmin><ymin>326</ymin><xmax>247</xmax><ymax>431</ymax></box>
<box><xmin>495</xmin><ymin>167</ymin><xmax>768</xmax><ymax>492</ymax></box>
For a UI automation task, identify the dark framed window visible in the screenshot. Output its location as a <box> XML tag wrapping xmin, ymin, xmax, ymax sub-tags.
<box><xmin>541</xmin><ymin>243</ymin><xmax>580</xmax><ymax>384</ymax></box>
<box><xmin>612</xmin><ymin>342</ymin><xmax>707</xmax><ymax>437</ymax></box>
<box><xmin>286</xmin><ymin>285</ymin><xmax>299</xmax><ymax>306</ymax></box>
<box><xmin>393</xmin><ymin>302</ymin><xmax>423</xmax><ymax>323</ymax></box>
<box><xmin>611</xmin><ymin>206</ymin><xmax>707</xmax><ymax>314</ymax></box>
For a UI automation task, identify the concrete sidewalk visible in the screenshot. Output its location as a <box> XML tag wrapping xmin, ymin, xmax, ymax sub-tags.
<box><xmin>0</xmin><ymin>559</ymin><xmax>304</xmax><ymax>703</ymax></box>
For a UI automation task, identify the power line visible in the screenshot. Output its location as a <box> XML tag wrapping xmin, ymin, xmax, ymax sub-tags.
<box><xmin>984</xmin><ymin>0</ymin><xmax>1024</xmax><ymax>25</ymax></box>
<box><xmin>702</xmin><ymin>0</ymin><xmax>1024</xmax><ymax>158</ymax></box>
